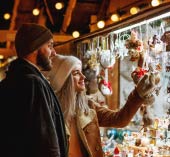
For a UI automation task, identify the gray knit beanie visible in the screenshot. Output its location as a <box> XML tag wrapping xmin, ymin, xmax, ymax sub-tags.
<box><xmin>15</xmin><ymin>23</ymin><xmax>53</xmax><ymax>57</ymax></box>
<box><xmin>47</xmin><ymin>54</ymin><xmax>82</xmax><ymax>92</ymax></box>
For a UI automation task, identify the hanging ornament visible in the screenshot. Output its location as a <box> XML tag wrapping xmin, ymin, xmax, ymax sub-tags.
<box><xmin>125</xmin><ymin>30</ymin><xmax>144</xmax><ymax>61</ymax></box>
<box><xmin>98</xmin><ymin>68</ymin><xmax>112</xmax><ymax>96</ymax></box>
<box><xmin>110</xmin><ymin>33</ymin><xmax>118</xmax><ymax>60</ymax></box>
<box><xmin>100</xmin><ymin>49</ymin><xmax>115</xmax><ymax>68</ymax></box>
<box><xmin>87</xmin><ymin>53</ymin><xmax>99</xmax><ymax>70</ymax></box>
<box><xmin>161</xmin><ymin>31</ymin><xmax>170</xmax><ymax>51</ymax></box>
<box><xmin>115</xmin><ymin>33</ymin><xmax>130</xmax><ymax>60</ymax></box>
<box><xmin>166</xmin><ymin>64</ymin><xmax>170</xmax><ymax>72</ymax></box>
<box><xmin>85</xmin><ymin>78</ymin><xmax>99</xmax><ymax>94</ymax></box>
<box><xmin>148</xmin><ymin>34</ymin><xmax>164</xmax><ymax>56</ymax></box>
<box><xmin>82</xmin><ymin>39</ymin><xmax>100</xmax><ymax>81</ymax></box>
<box><xmin>167</xmin><ymin>79</ymin><xmax>170</xmax><ymax>94</ymax></box>
<box><xmin>98</xmin><ymin>78</ymin><xmax>112</xmax><ymax>96</ymax></box>
<box><xmin>99</xmin><ymin>36</ymin><xmax>115</xmax><ymax>68</ymax></box>
<box><xmin>84</xmin><ymin>68</ymin><xmax>99</xmax><ymax>81</ymax></box>
<box><xmin>131</xmin><ymin>67</ymin><xmax>148</xmax><ymax>84</ymax></box>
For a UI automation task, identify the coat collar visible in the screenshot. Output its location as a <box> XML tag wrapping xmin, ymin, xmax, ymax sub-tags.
<box><xmin>77</xmin><ymin>109</ymin><xmax>96</xmax><ymax>129</ymax></box>
<box><xmin>66</xmin><ymin>108</ymin><xmax>96</xmax><ymax>136</ymax></box>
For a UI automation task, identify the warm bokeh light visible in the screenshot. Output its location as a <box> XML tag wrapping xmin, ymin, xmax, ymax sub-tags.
<box><xmin>130</xmin><ymin>7</ymin><xmax>139</xmax><ymax>15</ymax></box>
<box><xmin>0</xmin><ymin>55</ymin><xmax>4</xmax><ymax>59</ymax></box>
<box><xmin>151</xmin><ymin>0</ymin><xmax>161</xmax><ymax>7</ymax></box>
<box><xmin>72</xmin><ymin>31</ymin><xmax>80</xmax><ymax>38</ymax></box>
<box><xmin>3</xmin><ymin>13</ymin><xmax>10</xmax><ymax>20</ymax></box>
<box><xmin>32</xmin><ymin>8</ymin><xmax>40</xmax><ymax>16</ymax></box>
<box><xmin>111</xmin><ymin>14</ymin><xmax>120</xmax><ymax>22</ymax></box>
<box><xmin>55</xmin><ymin>2</ymin><xmax>64</xmax><ymax>10</ymax></box>
<box><xmin>97</xmin><ymin>20</ymin><xmax>105</xmax><ymax>29</ymax></box>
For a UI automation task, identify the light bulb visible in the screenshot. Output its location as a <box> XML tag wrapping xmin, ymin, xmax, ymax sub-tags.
<box><xmin>130</xmin><ymin>7</ymin><xmax>139</xmax><ymax>15</ymax></box>
<box><xmin>0</xmin><ymin>55</ymin><xmax>4</xmax><ymax>59</ymax></box>
<box><xmin>97</xmin><ymin>20</ymin><xmax>105</xmax><ymax>29</ymax></box>
<box><xmin>55</xmin><ymin>2</ymin><xmax>64</xmax><ymax>10</ymax></box>
<box><xmin>111</xmin><ymin>14</ymin><xmax>119</xmax><ymax>22</ymax></box>
<box><xmin>32</xmin><ymin>8</ymin><xmax>40</xmax><ymax>16</ymax></box>
<box><xmin>3</xmin><ymin>13</ymin><xmax>10</xmax><ymax>20</ymax></box>
<box><xmin>151</xmin><ymin>0</ymin><xmax>161</xmax><ymax>7</ymax></box>
<box><xmin>72</xmin><ymin>31</ymin><xmax>80</xmax><ymax>38</ymax></box>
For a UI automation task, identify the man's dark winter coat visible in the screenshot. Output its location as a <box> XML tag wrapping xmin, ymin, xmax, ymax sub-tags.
<box><xmin>0</xmin><ymin>58</ymin><xmax>68</xmax><ymax>157</ymax></box>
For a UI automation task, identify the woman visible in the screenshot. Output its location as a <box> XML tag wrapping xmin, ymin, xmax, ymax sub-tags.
<box><xmin>46</xmin><ymin>54</ymin><xmax>156</xmax><ymax>157</ymax></box>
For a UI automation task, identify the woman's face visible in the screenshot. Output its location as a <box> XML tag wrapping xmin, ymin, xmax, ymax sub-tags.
<box><xmin>72</xmin><ymin>63</ymin><xmax>86</xmax><ymax>92</ymax></box>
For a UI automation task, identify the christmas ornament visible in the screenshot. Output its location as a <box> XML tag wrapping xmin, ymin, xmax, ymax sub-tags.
<box><xmin>148</xmin><ymin>34</ymin><xmax>163</xmax><ymax>55</ymax></box>
<box><xmin>98</xmin><ymin>79</ymin><xmax>112</xmax><ymax>96</ymax></box>
<box><xmin>113</xmin><ymin>146</ymin><xmax>121</xmax><ymax>157</ymax></box>
<box><xmin>161</xmin><ymin>31</ymin><xmax>170</xmax><ymax>51</ymax></box>
<box><xmin>125</xmin><ymin>30</ymin><xmax>144</xmax><ymax>61</ymax></box>
<box><xmin>131</xmin><ymin>67</ymin><xmax>148</xmax><ymax>84</ymax></box>
<box><xmin>100</xmin><ymin>49</ymin><xmax>115</xmax><ymax>68</ymax></box>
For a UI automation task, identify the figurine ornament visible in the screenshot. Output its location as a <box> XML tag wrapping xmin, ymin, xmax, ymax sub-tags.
<box><xmin>125</xmin><ymin>30</ymin><xmax>144</xmax><ymax>61</ymax></box>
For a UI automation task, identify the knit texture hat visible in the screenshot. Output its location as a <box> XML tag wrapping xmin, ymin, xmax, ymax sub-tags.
<box><xmin>15</xmin><ymin>23</ymin><xmax>53</xmax><ymax>57</ymax></box>
<box><xmin>47</xmin><ymin>54</ymin><xmax>82</xmax><ymax>92</ymax></box>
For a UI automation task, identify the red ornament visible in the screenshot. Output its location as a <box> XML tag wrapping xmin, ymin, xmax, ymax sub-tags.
<box><xmin>113</xmin><ymin>147</ymin><xmax>120</xmax><ymax>157</ymax></box>
<box><xmin>100</xmin><ymin>80</ymin><xmax>112</xmax><ymax>92</ymax></box>
<box><xmin>132</xmin><ymin>68</ymin><xmax>148</xmax><ymax>79</ymax></box>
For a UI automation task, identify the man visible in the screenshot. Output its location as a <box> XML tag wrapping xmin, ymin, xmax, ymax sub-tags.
<box><xmin>0</xmin><ymin>23</ymin><xmax>68</xmax><ymax>157</ymax></box>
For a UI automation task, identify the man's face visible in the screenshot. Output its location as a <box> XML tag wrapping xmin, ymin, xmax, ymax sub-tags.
<box><xmin>37</xmin><ymin>39</ymin><xmax>56</xmax><ymax>71</ymax></box>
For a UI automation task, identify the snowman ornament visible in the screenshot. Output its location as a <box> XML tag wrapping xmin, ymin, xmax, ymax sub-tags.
<box><xmin>99</xmin><ymin>79</ymin><xmax>112</xmax><ymax>96</ymax></box>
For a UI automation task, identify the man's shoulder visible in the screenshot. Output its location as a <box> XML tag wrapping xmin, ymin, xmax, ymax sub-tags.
<box><xmin>0</xmin><ymin>78</ymin><xmax>7</xmax><ymax>88</ymax></box>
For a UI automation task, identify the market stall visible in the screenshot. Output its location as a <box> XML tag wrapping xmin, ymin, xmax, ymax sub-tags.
<box><xmin>0</xmin><ymin>1</ymin><xmax>170</xmax><ymax>156</ymax></box>
<box><xmin>72</xmin><ymin>4</ymin><xmax>170</xmax><ymax>157</ymax></box>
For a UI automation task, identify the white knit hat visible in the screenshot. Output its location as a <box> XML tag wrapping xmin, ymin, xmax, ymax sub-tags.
<box><xmin>47</xmin><ymin>54</ymin><xmax>82</xmax><ymax>92</ymax></box>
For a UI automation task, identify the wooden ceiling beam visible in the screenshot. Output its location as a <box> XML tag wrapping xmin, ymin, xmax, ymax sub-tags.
<box><xmin>97</xmin><ymin>0</ymin><xmax>110</xmax><ymax>20</ymax></box>
<box><xmin>61</xmin><ymin>0</ymin><xmax>77</xmax><ymax>33</ymax></box>
<box><xmin>43</xmin><ymin>0</ymin><xmax>54</xmax><ymax>25</ymax></box>
<box><xmin>0</xmin><ymin>31</ymin><xmax>16</xmax><ymax>42</ymax></box>
<box><xmin>14</xmin><ymin>0</ymin><xmax>38</xmax><ymax>29</ymax></box>
<box><xmin>0</xmin><ymin>48</ymin><xmax>16</xmax><ymax>58</ymax></box>
<box><xmin>7</xmin><ymin>0</ymin><xmax>20</xmax><ymax>49</ymax></box>
<box><xmin>0</xmin><ymin>30</ymin><xmax>73</xmax><ymax>43</ymax></box>
<box><xmin>9</xmin><ymin>0</ymin><xmax>20</xmax><ymax>31</ymax></box>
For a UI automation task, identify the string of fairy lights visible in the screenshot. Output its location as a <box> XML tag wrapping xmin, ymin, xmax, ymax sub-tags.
<box><xmin>0</xmin><ymin>0</ymin><xmax>166</xmax><ymax>39</ymax></box>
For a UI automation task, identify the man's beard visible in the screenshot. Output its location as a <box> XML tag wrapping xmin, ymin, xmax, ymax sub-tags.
<box><xmin>37</xmin><ymin>51</ymin><xmax>52</xmax><ymax>71</ymax></box>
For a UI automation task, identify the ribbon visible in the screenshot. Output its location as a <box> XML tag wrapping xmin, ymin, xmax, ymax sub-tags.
<box><xmin>132</xmin><ymin>68</ymin><xmax>148</xmax><ymax>78</ymax></box>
